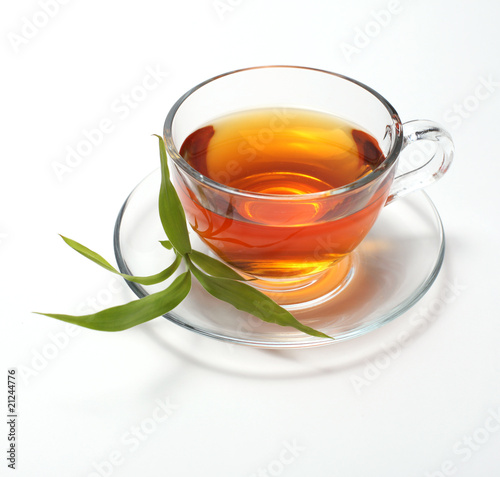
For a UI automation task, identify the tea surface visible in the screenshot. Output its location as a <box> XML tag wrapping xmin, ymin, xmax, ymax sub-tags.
<box><xmin>177</xmin><ymin>108</ymin><xmax>389</xmax><ymax>279</ymax></box>
<box><xmin>181</xmin><ymin>108</ymin><xmax>384</xmax><ymax>195</ymax></box>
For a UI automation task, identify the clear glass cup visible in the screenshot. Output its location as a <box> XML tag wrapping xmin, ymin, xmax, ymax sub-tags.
<box><xmin>163</xmin><ymin>66</ymin><xmax>454</xmax><ymax>308</ymax></box>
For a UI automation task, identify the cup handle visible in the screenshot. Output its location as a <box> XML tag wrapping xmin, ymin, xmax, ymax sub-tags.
<box><xmin>385</xmin><ymin>120</ymin><xmax>454</xmax><ymax>205</ymax></box>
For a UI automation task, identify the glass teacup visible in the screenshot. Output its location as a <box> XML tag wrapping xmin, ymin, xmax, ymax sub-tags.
<box><xmin>163</xmin><ymin>66</ymin><xmax>454</xmax><ymax>309</ymax></box>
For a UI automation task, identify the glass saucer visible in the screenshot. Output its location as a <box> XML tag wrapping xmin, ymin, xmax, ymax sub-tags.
<box><xmin>114</xmin><ymin>170</ymin><xmax>445</xmax><ymax>349</ymax></box>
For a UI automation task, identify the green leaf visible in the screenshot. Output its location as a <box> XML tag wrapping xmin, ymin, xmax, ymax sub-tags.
<box><xmin>189</xmin><ymin>250</ymin><xmax>248</xmax><ymax>281</ymax></box>
<box><xmin>60</xmin><ymin>235</ymin><xmax>116</xmax><ymax>273</ymax></box>
<box><xmin>35</xmin><ymin>272</ymin><xmax>191</xmax><ymax>331</ymax></box>
<box><xmin>159</xmin><ymin>240</ymin><xmax>173</xmax><ymax>250</ymax></box>
<box><xmin>39</xmin><ymin>133</ymin><xmax>333</xmax><ymax>340</ymax></box>
<box><xmin>186</xmin><ymin>257</ymin><xmax>332</xmax><ymax>339</ymax></box>
<box><xmin>122</xmin><ymin>254</ymin><xmax>181</xmax><ymax>286</ymax></box>
<box><xmin>60</xmin><ymin>235</ymin><xmax>182</xmax><ymax>285</ymax></box>
<box><xmin>154</xmin><ymin>134</ymin><xmax>192</xmax><ymax>256</ymax></box>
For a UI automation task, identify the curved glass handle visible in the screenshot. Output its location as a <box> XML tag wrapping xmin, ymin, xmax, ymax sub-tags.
<box><xmin>386</xmin><ymin>120</ymin><xmax>454</xmax><ymax>205</ymax></box>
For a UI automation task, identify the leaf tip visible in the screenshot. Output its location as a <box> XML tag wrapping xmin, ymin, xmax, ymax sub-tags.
<box><xmin>58</xmin><ymin>234</ymin><xmax>72</xmax><ymax>246</ymax></box>
<box><xmin>32</xmin><ymin>311</ymin><xmax>49</xmax><ymax>318</ymax></box>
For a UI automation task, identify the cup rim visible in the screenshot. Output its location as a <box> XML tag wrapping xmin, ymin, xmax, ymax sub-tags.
<box><xmin>163</xmin><ymin>65</ymin><xmax>403</xmax><ymax>200</ymax></box>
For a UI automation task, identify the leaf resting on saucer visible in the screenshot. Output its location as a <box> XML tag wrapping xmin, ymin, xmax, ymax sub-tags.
<box><xmin>37</xmin><ymin>135</ymin><xmax>332</xmax><ymax>340</ymax></box>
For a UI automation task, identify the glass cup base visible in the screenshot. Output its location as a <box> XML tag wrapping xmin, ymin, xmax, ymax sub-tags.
<box><xmin>248</xmin><ymin>255</ymin><xmax>355</xmax><ymax>310</ymax></box>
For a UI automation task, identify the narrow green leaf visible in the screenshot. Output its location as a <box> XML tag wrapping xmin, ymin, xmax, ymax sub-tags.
<box><xmin>154</xmin><ymin>134</ymin><xmax>192</xmax><ymax>256</ymax></box>
<box><xmin>60</xmin><ymin>235</ymin><xmax>182</xmax><ymax>285</ymax></box>
<box><xmin>159</xmin><ymin>240</ymin><xmax>173</xmax><ymax>250</ymax></box>
<box><xmin>60</xmin><ymin>235</ymin><xmax>116</xmax><ymax>273</ymax></box>
<box><xmin>186</xmin><ymin>258</ymin><xmax>332</xmax><ymax>339</ymax></box>
<box><xmin>123</xmin><ymin>254</ymin><xmax>181</xmax><ymax>286</ymax></box>
<box><xmin>35</xmin><ymin>272</ymin><xmax>191</xmax><ymax>331</ymax></box>
<box><xmin>189</xmin><ymin>250</ymin><xmax>247</xmax><ymax>281</ymax></box>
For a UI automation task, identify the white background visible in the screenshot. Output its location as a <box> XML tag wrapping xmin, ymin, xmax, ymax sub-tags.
<box><xmin>2</xmin><ymin>1</ymin><xmax>500</xmax><ymax>476</ymax></box>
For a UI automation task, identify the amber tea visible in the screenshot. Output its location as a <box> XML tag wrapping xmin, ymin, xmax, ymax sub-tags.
<box><xmin>175</xmin><ymin>108</ymin><xmax>391</xmax><ymax>279</ymax></box>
